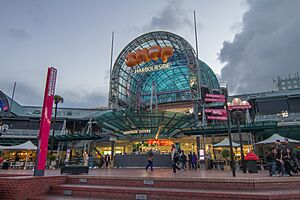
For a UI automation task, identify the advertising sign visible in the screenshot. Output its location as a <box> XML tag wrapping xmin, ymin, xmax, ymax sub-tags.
<box><xmin>207</xmin><ymin>116</ymin><xmax>228</xmax><ymax>121</ymax></box>
<box><xmin>34</xmin><ymin>67</ymin><xmax>57</xmax><ymax>176</ymax></box>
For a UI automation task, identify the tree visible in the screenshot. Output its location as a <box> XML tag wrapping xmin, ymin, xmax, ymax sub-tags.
<box><xmin>50</xmin><ymin>95</ymin><xmax>64</xmax><ymax>156</ymax></box>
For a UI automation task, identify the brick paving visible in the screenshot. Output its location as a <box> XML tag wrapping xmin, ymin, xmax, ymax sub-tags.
<box><xmin>1</xmin><ymin>167</ymin><xmax>294</xmax><ymax>179</ymax></box>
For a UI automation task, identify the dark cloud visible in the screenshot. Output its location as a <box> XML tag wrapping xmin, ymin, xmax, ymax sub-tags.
<box><xmin>219</xmin><ymin>0</ymin><xmax>300</xmax><ymax>94</ymax></box>
<box><xmin>8</xmin><ymin>28</ymin><xmax>31</xmax><ymax>40</ymax></box>
<box><xmin>143</xmin><ymin>0</ymin><xmax>194</xmax><ymax>31</ymax></box>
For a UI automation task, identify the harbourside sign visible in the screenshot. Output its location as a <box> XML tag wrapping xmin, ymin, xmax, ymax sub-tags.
<box><xmin>133</xmin><ymin>63</ymin><xmax>170</xmax><ymax>74</ymax></box>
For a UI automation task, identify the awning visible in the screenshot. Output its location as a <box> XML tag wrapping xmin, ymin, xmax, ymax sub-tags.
<box><xmin>255</xmin><ymin>133</ymin><xmax>300</xmax><ymax>145</ymax></box>
<box><xmin>0</xmin><ymin>141</ymin><xmax>37</xmax><ymax>150</ymax></box>
<box><xmin>213</xmin><ymin>138</ymin><xmax>240</xmax><ymax>147</ymax></box>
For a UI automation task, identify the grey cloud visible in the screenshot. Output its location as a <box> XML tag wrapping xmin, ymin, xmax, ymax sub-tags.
<box><xmin>219</xmin><ymin>0</ymin><xmax>300</xmax><ymax>94</ymax></box>
<box><xmin>143</xmin><ymin>0</ymin><xmax>194</xmax><ymax>31</ymax></box>
<box><xmin>0</xmin><ymin>81</ymin><xmax>41</xmax><ymax>106</ymax></box>
<box><xmin>8</xmin><ymin>28</ymin><xmax>31</xmax><ymax>40</ymax></box>
<box><xmin>61</xmin><ymin>90</ymin><xmax>108</xmax><ymax>108</ymax></box>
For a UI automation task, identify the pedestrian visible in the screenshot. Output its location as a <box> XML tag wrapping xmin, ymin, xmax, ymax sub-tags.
<box><xmin>192</xmin><ymin>152</ymin><xmax>197</xmax><ymax>170</ymax></box>
<box><xmin>145</xmin><ymin>149</ymin><xmax>154</xmax><ymax>171</ymax></box>
<box><xmin>88</xmin><ymin>154</ymin><xmax>94</xmax><ymax>169</ymax></box>
<box><xmin>172</xmin><ymin>152</ymin><xmax>181</xmax><ymax>174</ymax></box>
<box><xmin>180</xmin><ymin>150</ymin><xmax>187</xmax><ymax>171</ymax></box>
<box><xmin>104</xmin><ymin>154</ymin><xmax>110</xmax><ymax>168</ymax></box>
<box><xmin>266</xmin><ymin>148</ymin><xmax>277</xmax><ymax>177</ymax></box>
<box><xmin>188</xmin><ymin>151</ymin><xmax>193</xmax><ymax>170</ymax></box>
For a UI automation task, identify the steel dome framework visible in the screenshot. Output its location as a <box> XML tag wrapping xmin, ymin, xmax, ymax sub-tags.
<box><xmin>109</xmin><ymin>31</ymin><xmax>220</xmax><ymax>112</ymax></box>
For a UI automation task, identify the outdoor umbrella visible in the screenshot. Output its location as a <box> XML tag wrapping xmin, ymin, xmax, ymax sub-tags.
<box><xmin>255</xmin><ymin>134</ymin><xmax>300</xmax><ymax>145</ymax></box>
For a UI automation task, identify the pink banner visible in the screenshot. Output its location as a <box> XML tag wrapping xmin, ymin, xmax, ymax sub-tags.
<box><xmin>205</xmin><ymin>98</ymin><xmax>225</xmax><ymax>103</ymax></box>
<box><xmin>207</xmin><ymin>116</ymin><xmax>228</xmax><ymax>120</ymax></box>
<box><xmin>205</xmin><ymin>94</ymin><xmax>225</xmax><ymax>99</ymax></box>
<box><xmin>35</xmin><ymin>67</ymin><xmax>57</xmax><ymax>171</ymax></box>
<box><xmin>228</xmin><ymin>105</ymin><xmax>251</xmax><ymax>110</ymax></box>
<box><xmin>205</xmin><ymin>109</ymin><xmax>227</xmax><ymax>116</ymax></box>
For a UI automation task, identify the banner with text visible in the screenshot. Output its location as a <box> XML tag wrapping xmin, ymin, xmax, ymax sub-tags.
<box><xmin>34</xmin><ymin>67</ymin><xmax>57</xmax><ymax>176</ymax></box>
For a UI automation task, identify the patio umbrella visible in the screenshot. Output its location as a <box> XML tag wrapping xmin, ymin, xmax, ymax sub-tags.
<box><xmin>255</xmin><ymin>134</ymin><xmax>300</xmax><ymax>145</ymax></box>
<box><xmin>213</xmin><ymin>138</ymin><xmax>240</xmax><ymax>147</ymax></box>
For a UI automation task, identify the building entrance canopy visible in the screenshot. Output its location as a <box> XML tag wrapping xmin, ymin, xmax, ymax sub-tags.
<box><xmin>96</xmin><ymin>110</ymin><xmax>195</xmax><ymax>139</ymax></box>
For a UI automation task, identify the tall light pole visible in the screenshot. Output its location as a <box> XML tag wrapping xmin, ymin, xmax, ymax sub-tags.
<box><xmin>50</xmin><ymin>95</ymin><xmax>64</xmax><ymax>156</ymax></box>
<box><xmin>224</xmin><ymin>87</ymin><xmax>236</xmax><ymax>177</ymax></box>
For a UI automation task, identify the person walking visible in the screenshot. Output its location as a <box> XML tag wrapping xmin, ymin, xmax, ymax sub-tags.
<box><xmin>104</xmin><ymin>154</ymin><xmax>110</xmax><ymax>168</ymax></box>
<box><xmin>172</xmin><ymin>152</ymin><xmax>181</xmax><ymax>174</ymax></box>
<box><xmin>192</xmin><ymin>152</ymin><xmax>197</xmax><ymax>170</ymax></box>
<box><xmin>145</xmin><ymin>149</ymin><xmax>154</xmax><ymax>171</ymax></box>
<box><xmin>188</xmin><ymin>151</ymin><xmax>193</xmax><ymax>170</ymax></box>
<box><xmin>180</xmin><ymin>150</ymin><xmax>187</xmax><ymax>171</ymax></box>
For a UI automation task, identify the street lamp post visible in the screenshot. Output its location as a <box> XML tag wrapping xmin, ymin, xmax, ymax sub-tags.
<box><xmin>224</xmin><ymin>87</ymin><xmax>236</xmax><ymax>177</ymax></box>
<box><xmin>232</xmin><ymin>110</ymin><xmax>246</xmax><ymax>173</ymax></box>
<box><xmin>230</xmin><ymin>98</ymin><xmax>250</xmax><ymax>174</ymax></box>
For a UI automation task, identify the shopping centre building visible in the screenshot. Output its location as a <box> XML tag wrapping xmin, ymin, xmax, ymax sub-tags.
<box><xmin>1</xmin><ymin>31</ymin><xmax>300</xmax><ymax>167</ymax></box>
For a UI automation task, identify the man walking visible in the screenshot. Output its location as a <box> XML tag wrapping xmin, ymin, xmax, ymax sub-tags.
<box><xmin>145</xmin><ymin>149</ymin><xmax>154</xmax><ymax>171</ymax></box>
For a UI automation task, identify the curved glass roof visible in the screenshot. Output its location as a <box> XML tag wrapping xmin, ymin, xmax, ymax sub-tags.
<box><xmin>110</xmin><ymin>31</ymin><xmax>220</xmax><ymax>111</ymax></box>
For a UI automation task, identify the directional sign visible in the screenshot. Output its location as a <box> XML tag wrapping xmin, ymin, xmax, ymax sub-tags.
<box><xmin>203</xmin><ymin>102</ymin><xmax>225</xmax><ymax>108</ymax></box>
<box><xmin>205</xmin><ymin>98</ymin><xmax>225</xmax><ymax>103</ymax></box>
<box><xmin>205</xmin><ymin>94</ymin><xmax>225</xmax><ymax>99</ymax></box>
<box><xmin>228</xmin><ymin>105</ymin><xmax>251</xmax><ymax>110</ymax></box>
<box><xmin>205</xmin><ymin>109</ymin><xmax>227</xmax><ymax>116</ymax></box>
<box><xmin>207</xmin><ymin>116</ymin><xmax>228</xmax><ymax>120</ymax></box>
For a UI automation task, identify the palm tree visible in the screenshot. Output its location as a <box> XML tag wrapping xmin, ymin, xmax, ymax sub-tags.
<box><xmin>50</xmin><ymin>95</ymin><xmax>64</xmax><ymax>156</ymax></box>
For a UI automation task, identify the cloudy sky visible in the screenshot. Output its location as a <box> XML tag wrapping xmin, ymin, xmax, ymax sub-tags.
<box><xmin>1</xmin><ymin>0</ymin><xmax>298</xmax><ymax>108</ymax></box>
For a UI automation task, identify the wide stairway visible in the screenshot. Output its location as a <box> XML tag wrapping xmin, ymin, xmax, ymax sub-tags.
<box><xmin>29</xmin><ymin>175</ymin><xmax>300</xmax><ymax>200</ymax></box>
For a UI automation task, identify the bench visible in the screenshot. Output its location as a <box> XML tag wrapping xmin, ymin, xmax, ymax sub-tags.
<box><xmin>61</xmin><ymin>166</ymin><xmax>89</xmax><ymax>175</ymax></box>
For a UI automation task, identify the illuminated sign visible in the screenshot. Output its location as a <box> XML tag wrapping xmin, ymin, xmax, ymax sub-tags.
<box><xmin>124</xmin><ymin>129</ymin><xmax>151</xmax><ymax>135</ymax></box>
<box><xmin>126</xmin><ymin>46</ymin><xmax>174</xmax><ymax>67</ymax></box>
<box><xmin>133</xmin><ymin>63</ymin><xmax>170</xmax><ymax>74</ymax></box>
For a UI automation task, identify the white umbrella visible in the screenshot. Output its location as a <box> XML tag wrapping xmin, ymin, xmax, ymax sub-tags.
<box><xmin>0</xmin><ymin>141</ymin><xmax>37</xmax><ymax>150</ymax></box>
<box><xmin>213</xmin><ymin>138</ymin><xmax>240</xmax><ymax>147</ymax></box>
<box><xmin>255</xmin><ymin>134</ymin><xmax>300</xmax><ymax>145</ymax></box>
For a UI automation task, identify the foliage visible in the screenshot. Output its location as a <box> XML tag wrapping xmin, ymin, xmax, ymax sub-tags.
<box><xmin>221</xmin><ymin>149</ymin><xmax>230</xmax><ymax>158</ymax></box>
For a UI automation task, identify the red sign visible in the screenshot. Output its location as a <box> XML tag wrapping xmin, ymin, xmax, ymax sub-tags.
<box><xmin>228</xmin><ymin>105</ymin><xmax>251</xmax><ymax>110</ymax></box>
<box><xmin>148</xmin><ymin>139</ymin><xmax>173</xmax><ymax>146</ymax></box>
<box><xmin>205</xmin><ymin>98</ymin><xmax>225</xmax><ymax>103</ymax></box>
<box><xmin>207</xmin><ymin>116</ymin><xmax>228</xmax><ymax>120</ymax></box>
<box><xmin>205</xmin><ymin>94</ymin><xmax>225</xmax><ymax>99</ymax></box>
<box><xmin>205</xmin><ymin>109</ymin><xmax>227</xmax><ymax>116</ymax></box>
<box><xmin>34</xmin><ymin>67</ymin><xmax>57</xmax><ymax>176</ymax></box>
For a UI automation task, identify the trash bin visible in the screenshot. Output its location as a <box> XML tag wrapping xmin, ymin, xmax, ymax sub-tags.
<box><xmin>2</xmin><ymin>161</ymin><xmax>9</xmax><ymax>170</ymax></box>
<box><xmin>245</xmin><ymin>152</ymin><xmax>259</xmax><ymax>173</ymax></box>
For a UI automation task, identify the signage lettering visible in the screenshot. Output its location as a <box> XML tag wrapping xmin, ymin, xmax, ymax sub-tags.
<box><xmin>133</xmin><ymin>63</ymin><xmax>170</xmax><ymax>74</ymax></box>
<box><xmin>126</xmin><ymin>46</ymin><xmax>173</xmax><ymax>67</ymax></box>
<box><xmin>205</xmin><ymin>94</ymin><xmax>225</xmax><ymax>99</ymax></box>
<box><xmin>205</xmin><ymin>98</ymin><xmax>226</xmax><ymax>103</ymax></box>
<box><xmin>124</xmin><ymin>129</ymin><xmax>151</xmax><ymax>135</ymax></box>
<box><xmin>205</xmin><ymin>109</ymin><xmax>227</xmax><ymax>116</ymax></box>
<box><xmin>207</xmin><ymin>116</ymin><xmax>228</xmax><ymax>120</ymax></box>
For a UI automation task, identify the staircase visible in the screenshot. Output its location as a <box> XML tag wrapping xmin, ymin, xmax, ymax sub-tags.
<box><xmin>29</xmin><ymin>176</ymin><xmax>300</xmax><ymax>200</ymax></box>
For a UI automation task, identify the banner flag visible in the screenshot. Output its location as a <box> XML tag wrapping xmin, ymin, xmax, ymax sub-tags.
<box><xmin>34</xmin><ymin>67</ymin><xmax>57</xmax><ymax>176</ymax></box>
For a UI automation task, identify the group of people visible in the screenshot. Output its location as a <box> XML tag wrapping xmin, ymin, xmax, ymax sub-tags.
<box><xmin>266</xmin><ymin>138</ymin><xmax>300</xmax><ymax>176</ymax></box>
<box><xmin>82</xmin><ymin>152</ymin><xmax>111</xmax><ymax>169</ymax></box>
<box><xmin>145</xmin><ymin>144</ymin><xmax>200</xmax><ymax>174</ymax></box>
<box><xmin>171</xmin><ymin>145</ymin><xmax>199</xmax><ymax>173</ymax></box>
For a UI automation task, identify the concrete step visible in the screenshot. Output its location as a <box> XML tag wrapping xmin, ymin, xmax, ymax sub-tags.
<box><xmin>66</xmin><ymin>175</ymin><xmax>300</xmax><ymax>191</ymax></box>
<box><xmin>49</xmin><ymin>184</ymin><xmax>300</xmax><ymax>200</ymax></box>
<box><xmin>28</xmin><ymin>194</ymin><xmax>109</xmax><ymax>200</ymax></box>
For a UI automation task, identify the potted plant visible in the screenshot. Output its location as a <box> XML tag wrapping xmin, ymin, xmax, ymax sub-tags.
<box><xmin>221</xmin><ymin>149</ymin><xmax>230</xmax><ymax>170</ymax></box>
